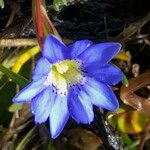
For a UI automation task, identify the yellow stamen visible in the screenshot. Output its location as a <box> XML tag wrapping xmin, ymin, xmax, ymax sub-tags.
<box><xmin>45</xmin><ymin>60</ymin><xmax>84</xmax><ymax>95</ymax></box>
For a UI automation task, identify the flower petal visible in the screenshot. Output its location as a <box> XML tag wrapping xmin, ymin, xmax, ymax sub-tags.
<box><xmin>32</xmin><ymin>57</ymin><xmax>51</xmax><ymax>81</ymax></box>
<box><xmin>42</xmin><ymin>35</ymin><xmax>66</xmax><ymax>63</ymax></box>
<box><xmin>68</xmin><ymin>86</ymin><xmax>94</xmax><ymax>124</ymax></box>
<box><xmin>78</xmin><ymin>42</ymin><xmax>121</xmax><ymax>65</ymax></box>
<box><xmin>83</xmin><ymin>78</ymin><xmax>119</xmax><ymax>110</ymax></box>
<box><xmin>49</xmin><ymin>94</ymin><xmax>69</xmax><ymax>139</ymax></box>
<box><xmin>31</xmin><ymin>86</ymin><xmax>55</xmax><ymax>124</ymax></box>
<box><xmin>66</xmin><ymin>40</ymin><xmax>93</xmax><ymax>59</ymax></box>
<box><xmin>85</xmin><ymin>64</ymin><xmax>123</xmax><ymax>85</ymax></box>
<box><xmin>13</xmin><ymin>78</ymin><xmax>46</xmax><ymax>103</ymax></box>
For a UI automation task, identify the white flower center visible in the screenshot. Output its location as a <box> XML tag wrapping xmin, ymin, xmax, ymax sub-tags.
<box><xmin>44</xmin><ymin>60</ymin><xmax>85</xmax><ymax>95</ymax></box>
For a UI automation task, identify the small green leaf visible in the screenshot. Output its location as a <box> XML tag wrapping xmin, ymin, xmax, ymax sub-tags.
<box><xmin>0</xmin><ymin>0</ymin><xmax>4</xmax><ymax>9</ymax></box>
<box><xmin>121</xmin><ymin>133</ymin><xmax>137</xmax><ymax>150</ymax></box>
<box><xmin>53</xmin><ymin>0</ymin><xmax>60</xmax><ymax>11</ymax></box>
<box><xmin>47</xmin><ymin>140</ymin><xmax>56</xmax><ymax>150</ymax></box>
<box><xmin>122</xmin><ymin>133</ymin><xmax>132</xmax><ymax>145</ymax></box>
<box><xmin>53</xmin><ymin>0</ymin><xmax>67</xmax><ymax>11</ymax></box>
<box><xmin>61</xmin><ymin>0</ymin><xmax>67</xmax><ymax>5</ymax></box>
<box><xmin>122</xmin><ymin>73</ymin><xmax>128</xmax><ymax>87</ymax></box>
<box><xmin>8</xmin><ymin>103</ymin><xmax>23</xmax><ymax>112</ymax></box>
<box><xmin>0</xmin><ymin>64</ymin><xmax>30</xmax><ymax>87</ymax></box>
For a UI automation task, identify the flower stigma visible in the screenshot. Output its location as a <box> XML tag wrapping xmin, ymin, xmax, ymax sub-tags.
<box><xmin>44</xmin><ymin>60</ymin><xmax>85</xmax><ymax>95</ymax></box>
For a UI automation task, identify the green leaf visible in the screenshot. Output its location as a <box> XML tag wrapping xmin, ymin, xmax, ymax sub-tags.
<box><xmin>0</xmin><ymin>0</ymin><xmax>4</xmax><ymax>9</ymax></box>
<box><xmin>0</xmin><ymin>76</ymin><xmax>15</xmax><ymax>126</ymax></box>
<box><xmin>8</xmin><ymin>103</ymin><xmax>23</xmax><ymax>112</ymax></box>
<box><xmin>122</xmin><ymin>73</ymin><xmax>128</xmax><ymax>87</ymax></box>
<box><xmin>122</xmin><ymin>133</ymin><xmax>132</xmax><ymax>145</ymax></box>
<box><xmin>53</xmin><ymin>0</ymin><xmax>67</xmax><ymax>11</ymax></box>
<box><xmin>61</xmin><ymin>0</ymin><xmax>67</xmax><ymax>5</ymax></box>
<box><xmin>121</xmin><ymin>133</ymin><xmax>137</xmax><ymax>150</ymax></box>
<box><xmin>0</xmin><ymin>64</ymin><xmax>30</xmax><ymax>87</ymax></box>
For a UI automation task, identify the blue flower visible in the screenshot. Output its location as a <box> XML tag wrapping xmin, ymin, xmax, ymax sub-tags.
<box><xmin>13</xmin><ymin>35</ymin><xmax>123</xmax><ymax>138</ymax></box>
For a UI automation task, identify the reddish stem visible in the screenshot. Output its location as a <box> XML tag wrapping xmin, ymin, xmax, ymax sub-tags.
<box><xmin>36</xmin><ymin>0</ymin><xmax>43</xmax><ymax>48</ymax></box>
<box><xmin>138</xmin><ymin>120</ymin><xmax>150</xmax><ymax>150</ymax></box>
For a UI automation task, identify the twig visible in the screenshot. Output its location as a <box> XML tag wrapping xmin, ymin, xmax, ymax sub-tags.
<box><xmin>116</xmin><ymin>12</ymin><xmax>150</xmax><ymax>42</ymax></box>
<box><xmin>104</xmin><ymin>16</ymin><xmax>109</xmax><ymax>40</ymax></box>
<box><xmin>120</xmin><ymin>72</ymin><xmax>150</xmax><ymax>117</ymax></box>
<box><xmin>15</xmin><ymin>127</ymin><xmax>36</xmax><ymax>150</ymax></box>
<box><xmin>0</xmin><ymin>38</ymin><xmax>38</xmax><ymax>47</ymax></box>
<box><xmin>6</xmin><ymin>2</ymin><xmax>21</xmax><ymax>28</ymax></box>
<box><xmin>0</xmin><ymin>104</ymin><xmax>32</xmax><ymax>146</ymax></box>
<box><xmin>124</xmin><ymin>133</ymin><xmax>150</xmax><ymax>150</ymax></box>
<box><xmin>138</xmin><ymin>120</ymin><xmax>150</xmax><ymax>150</ymax></box>
<box><xmin>0</xmin><ymin>38</ymin><xmax>73</xmax><ymax>48</ymax></box>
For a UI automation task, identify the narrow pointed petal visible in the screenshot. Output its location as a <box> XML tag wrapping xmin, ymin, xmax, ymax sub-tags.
<box><xmin>83</xmin><ymin>78</ymin><xmax>119</xmax><ymax>110</ymax></box>
<box><xmin>85</xmin><ymin>64</ymin><xmax>123</xmax><ymax>85</ymax></box>
<box><xmin>13</xmin><ymin>78</ymin><xmax>46</xmax><ymax>103</ymax></box>
<box><xmin>32</xmin><ymin>57</ymin><xmax>51</xmax><ymax>81</ymax></box>
<box><xmin>49</xmin><ymin>94</ymin><xmax>69</xmax><ymax>139</ymax></box>
<box><xmin>68</xmin><ymin>87</ymin><xmax>94</xmax><ymax>124</ymax></box>
<box><xmin>66</xmin><ymin>40</ymin><xmax>93</xmax><ymax>59</ymax></box>
<box><xmin>43</xmin><ymin>35</ymin><xmax>66</xmax><ymax>63</ymax></box>
<box><xmin>31</xmin><ymin>86</ymin><xmax>55</xmax><ymax>123</ymax></box>
<box><xmin>78</xmin><ymin>42</ymin><xmax>121</xmax><ymax>65</ymax></box>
